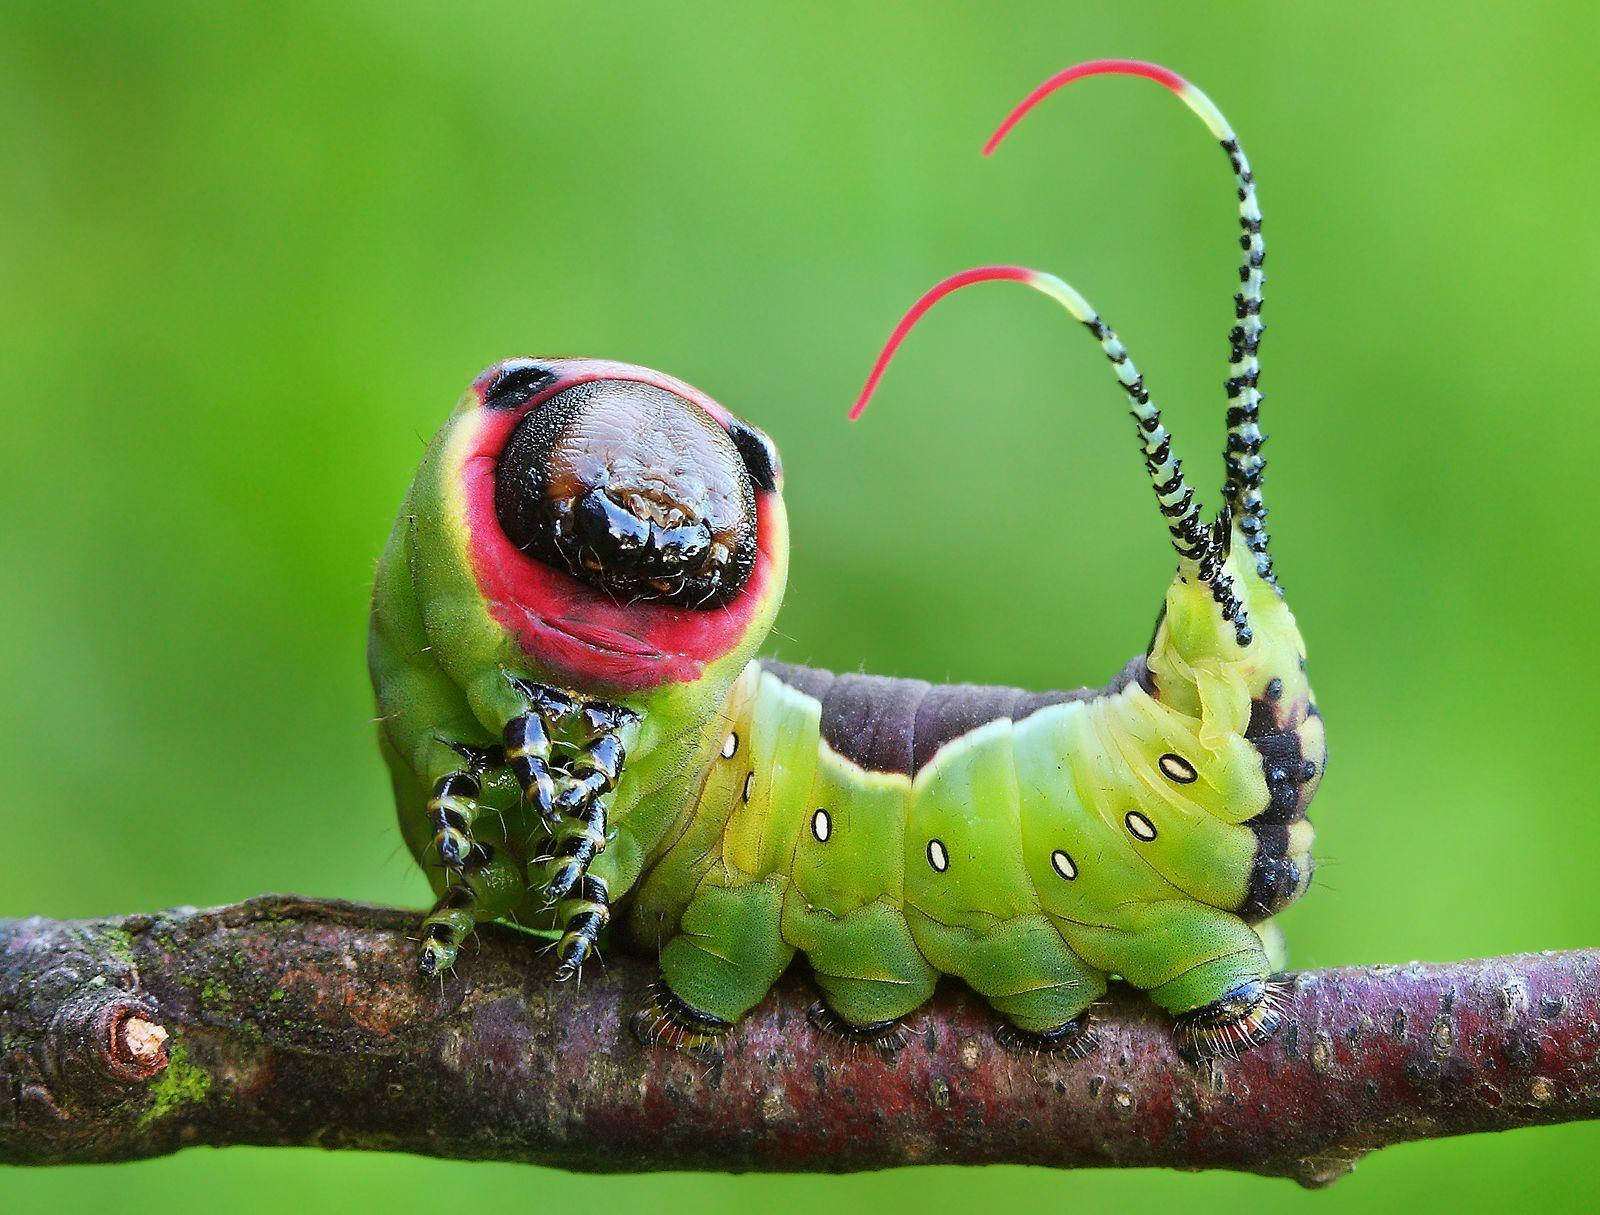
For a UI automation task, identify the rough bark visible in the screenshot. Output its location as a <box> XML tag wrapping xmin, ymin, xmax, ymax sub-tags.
<box><xmin>2</xmin><ymin>895</ymin><xmax>1595</xmax><ymax>1186</ymax></box>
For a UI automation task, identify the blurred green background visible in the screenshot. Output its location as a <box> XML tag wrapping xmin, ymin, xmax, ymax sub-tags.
<box><xmin>5</xmin><ymin>0</ymin><xmax>1599</xmax><ymax>1209</ymax></box>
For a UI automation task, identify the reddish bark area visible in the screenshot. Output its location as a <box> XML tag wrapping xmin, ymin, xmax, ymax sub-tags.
<box><xmin>2</xmin><ymin>895</ymin><xmax>1595</xmax><ymax>1185</ymax></box>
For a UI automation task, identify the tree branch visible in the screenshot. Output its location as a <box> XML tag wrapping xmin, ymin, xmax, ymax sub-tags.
<box><xmin>2</xmin><ymin>895</ymin><xmax>1596</xmax><ymax>1186</ymax></box>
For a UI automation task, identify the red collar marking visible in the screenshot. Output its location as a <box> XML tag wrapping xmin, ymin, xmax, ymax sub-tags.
<box><xmin>458</xmin><ymin>359</ymin><xmax>777</xmax><ymax>693</ymax></box>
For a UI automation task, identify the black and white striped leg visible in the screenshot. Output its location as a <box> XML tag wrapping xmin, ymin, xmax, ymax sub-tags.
<box><xmin>542</xmin><ymin>705</ymin><xmax>635</xmax><ymax>905</ymax></box>
<box><xmin>427</xmin><ymin>769</ymin><xmax>484</xmax><ymax>873</ymax></box>
<box><xmin>502</xmin><ymin>676</ymin><xmax>579</xmax><ymax>823</ymax></box>
<box><xmin>425</xmin><ymin>742</ymin><xmax>500</xmax><ymax>873</ymax></box>
<box><xmin>417</xmin><ymin>842</ymin><xmax>520</xmax><ymax>976</ymax></box>
<box><xmin>552</xmin><ymin>875</ymin><xmax>610</xmax><ymax>981</ymax></box>
<box><xmin>503</xmin><ymin>711</ymin><xmax>560</xmax><ymax>822</ymax></box>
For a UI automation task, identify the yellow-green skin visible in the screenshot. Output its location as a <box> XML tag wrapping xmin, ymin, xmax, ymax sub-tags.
<box><xmin>370</xmin><ymin>361</ymin><xmax>1321</xmax><ymax>1034</ymax></box>
<box><xmin>631</xmin><ymin>541</ymin><xmax>1318</xmax><ymax>1030</ymax></box>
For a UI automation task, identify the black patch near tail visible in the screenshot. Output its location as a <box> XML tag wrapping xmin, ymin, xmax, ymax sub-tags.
<box><xmin>1238</xmin><ymin>692</ymin><xmax>1321</xmax><ymax>922</ymax></box>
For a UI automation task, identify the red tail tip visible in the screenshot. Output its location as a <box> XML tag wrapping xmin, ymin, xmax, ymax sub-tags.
<box><xmin>982</xmin><ymin>58</ymin><xmax>1188</xmax><ymax>157</ymax></box>
<box><xmin>850</xmin><ymin>266</ymin><xmax>1034</xmax><ymax>421</ymax></box>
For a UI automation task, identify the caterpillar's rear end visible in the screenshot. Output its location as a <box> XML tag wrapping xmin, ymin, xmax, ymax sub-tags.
<box><xmin>369</xmin><ymin>59</ymin><xmax>1325</xmax><ymax>1062</ymax></box>
<box><xmin>632</xmin><ymin>518</ymin><xmax>1320</xmax><ymax>1060</ymax></box>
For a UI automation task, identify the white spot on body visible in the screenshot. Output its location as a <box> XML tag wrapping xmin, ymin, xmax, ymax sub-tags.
<box><xmin>1158</xmin><ymin>753</ymin><xmax>1197</xmax><ymax>784</ymax></box>
<box><xmin>742</xmin><ymin>772</ymin><xmax>754</xmax><ymax>803</ymax></box>
<box><xmin>811</xmin><ymin>808</ymin><xmax>831</xmax><ymax>842</ymax></box>
<box><xmin>1051</xmin><ymin>850</ymin><xmax>1077</xmax><ymax>880</ymax></box>
<box><xmin>1125</xmin><ymin>811</ymin><xmax>1157</xmax><ymax>841</ymax></box>
<box><xmin>721</xmin><ymin>731</ymin><xmax>739</xmax><ymax>759</ymax></box>
<box><xmin>927</xmin><ymin>839</ymin><xmax>949</xmax><ymax>873</ymax></box>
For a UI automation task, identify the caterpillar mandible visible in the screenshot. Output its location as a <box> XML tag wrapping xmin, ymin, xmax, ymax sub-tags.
<box><xmin>368</xmin><ymin>59</ymin><xmax>1323</xmax><ymax>1061</ymax></box>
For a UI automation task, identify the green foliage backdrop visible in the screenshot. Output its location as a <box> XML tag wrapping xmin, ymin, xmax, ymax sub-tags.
<box><xmin>4</xmin><ymin>1</ymin><xmax>1598</xmax><ymax>1209</ymax></box>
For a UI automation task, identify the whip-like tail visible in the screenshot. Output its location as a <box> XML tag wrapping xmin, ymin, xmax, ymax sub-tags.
<box><xmin>984</xmin><ymin>58</ymin><xmax>1277</xmax><ymax>587</ymax></box>
<box><xmin>852</xmin><ymin>264</ymin><xmax>1251</xmax><ymax>643</ymax></box>
<box><xmin>852</xmin><ymin>267</ymin><xmax>1215</xmax><ymax>574</ymax></box>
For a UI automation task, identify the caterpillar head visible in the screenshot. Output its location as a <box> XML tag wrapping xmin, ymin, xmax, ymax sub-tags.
<box><xmin>408</xmin><ymin>357</ymin><xmax>787</xmax><ymax>699</ymax></box>
<box><xmin>852</xmin><ymin>59</ymin><xmax>1318</xmax><ymax>757</ymax></box>
<box><xmin>490</xmin><ymin>366</ymin><xmax>775</xmax><ymax>610</ymax></box>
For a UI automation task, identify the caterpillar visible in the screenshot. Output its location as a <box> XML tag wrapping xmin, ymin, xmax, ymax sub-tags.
<box><xmin>368</xmin><ymin>59</ymin><xmax>1324</xmax><ymax>1061</ymax></box>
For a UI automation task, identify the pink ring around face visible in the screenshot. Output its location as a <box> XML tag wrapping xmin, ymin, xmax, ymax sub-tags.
<box><xmin>458</xmin><ymin>357</ymin><xmax>782</xmax><ymax>692</ymax></box>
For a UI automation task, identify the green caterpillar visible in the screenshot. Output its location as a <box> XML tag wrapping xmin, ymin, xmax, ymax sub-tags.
<box><xmin>368</xmin><ymin>59</ymin><xmax>1323</xmax><ymax>1060</ymax></box>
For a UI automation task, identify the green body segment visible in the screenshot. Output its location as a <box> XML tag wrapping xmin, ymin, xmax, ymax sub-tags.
<box><xmin>623</xmin><ymin>538</ymin><xmax>1320</xmax><ymax>1031</ymax></box>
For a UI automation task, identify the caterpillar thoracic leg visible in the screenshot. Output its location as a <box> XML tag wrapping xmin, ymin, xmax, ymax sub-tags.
<box><xmin>425</xmin><ymin>744</ymin><xmax>502</xmax><ymax>872</ymax></box>
<box><xmin>425</xmin><ymin>769</ymin><xmax>482</xmax><ymax>871</ymax></box>
<box><xmin>416</xmin><ymin>842</ymin><xmax>522</xmax><ymax>976</ymax></box>
<box><xmin>503</xmin><ymin>709</ymin><xmax>560</xmax><ymax>823</ymax></box>
<box><xmin>542</xmin><ymin>701</ymin><xmax>635</xmax><ymax>905</ymax></box>
<box><xmin>552</xmin><ymin>874</ymin><xmax>611</xmax><ymax>981</ymax></box>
